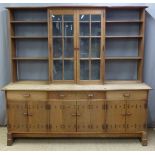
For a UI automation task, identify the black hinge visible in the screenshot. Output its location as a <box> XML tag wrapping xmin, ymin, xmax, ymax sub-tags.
<box><xmin>7</xmin><ymin>104</ymin><xmax>9</xmax><ymax>109</ymax></box>
<box><xmin>102</xmin><ymin>124</ymin><xmax>105</xmax><ymax>129</ymax></box>
<box><xmin>45</xmin><ymin>104</ymin><xmax>51</xmax><ymax>110</ymax></box>
<box><xmin>102</xmin><ymin>104</ymin><xmax>105</xmax><ymax>110</ymax></box>
<box><xmin>46</xmin><ymin>124</ymin><xmax>48</xmax><ymax>129</ymax></box>
<box><xmin>49</xmin><ymin>124</ymin><xmax>52</xmax><ymax>130</ymax></box>
<box><xmin>144</xmin><ymin>103</ymin><xmax>147</xmax><ymax>109</ymax></box>
<box><xmin>106</xmin><ymin>104</ymin><xmax>108</xmax><ymax>110</ymax></box>
<box><xmin>102</xmin><ymin>124</ymin><xmax>108</xmax><ymax>130</ymax></box>
<box><xmin>102</xmin><ymin>102</ymin><xmax>108</xmax><ymax>110</ymax></box>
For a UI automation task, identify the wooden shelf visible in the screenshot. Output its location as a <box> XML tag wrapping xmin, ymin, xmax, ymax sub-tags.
<box><xmin>53</xmin><ymin>36</ymin><xmax>73</xmax><ymax>38</ymax></box>
<box><xmin>79</xmin><ymin>36</ymin><xmax>101</xmax><ymax>38</ymax></box>
<box><xmin>53</xmin><ymin>58</ymin><xmax>74</xmax><ymax>60</ymax></box>
<box><xmin>12</xmin><ymin>57</ymin><xmax>48</xmax><ymax>60</ymax></box>
<box><xmin>80</xmin><ymin>58</ymin><xmax>101</xmax><ymax>60</ymax></box>
<box><xmin>106</xmin><ymin>20</ymin><xmax>143</xmax><ymax>23</ymax></box>
<box><xmin>105</xmin><ymin>57</ymin><xmax>142</xmax><ymax>60</ymax></box>
<box><xmin>106</xmin><ymin>36</ymin><xmax>143</xmax><ymax>39</ymax></box>
<box><xmin>10</xmin><ymin>21</ymin><xmax>47</xmax><ymax>23</ymax></box>
<box><xmin>11</xmin><ymin>36</ymin><xmax>48</xmax><ymax>39</ymax></box>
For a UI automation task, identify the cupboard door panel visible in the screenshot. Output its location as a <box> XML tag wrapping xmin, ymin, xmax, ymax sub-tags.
<box><xmin>49</xmin><ymin>100</ymin><xmax>76</xmax><ymax>132</ymax></box>
<box><xmin>90</xmin><ymin>100</ymin><xmax>105</xmax><ymax>132</ymax></box>
<box><xmin>7</xmin><ymin>101</ymin><xmax>27</xmax><ymax>132</ymax></box>
<box><xmin>28</xmin><ymin>101</ymin><xmax>48</xmax><ymax>132</ymax></box>
<box><xmin>77</xmin><ymin>101</ymin><xmax>91</xmax><ymax>132</ymax></box>
<box><xmin>106</xmin><ymin>101</ymin><xmax>126</xmax><ymax>132</ymax></box>
<box><xmin>77</xmin><ymin>100</ymin><xmax>105</xmax><ymax>132</ymax></box>
<box><xmin>126</xmin><ymin>100</ymin><xmax>147</xmax><ymax>132</ymax></box>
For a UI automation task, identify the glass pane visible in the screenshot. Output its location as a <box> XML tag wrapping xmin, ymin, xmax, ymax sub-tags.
<box><xmin>91</xmin><ymin>23</ymin><xmax>101</xmax><ymax>36</ymax></box>
<box><xmin>80</xmin><ymin>38</ymin><xmax>89</xmax><ymax>58</ymax></box>
<box><xmin>91</xmin><ymin>15</ymin><xmax>101</xmax><ymax>21</ymax></box>
<box><xmin>91</xmin><ymin>38</ymin><xmax>100</xmax><ymax>58</ymax></box>
<box><xmin>80</xmin><ymin>14</ymin><xmax>90</xmax><ymax>21</ymax></box>
<box><xmin>64</xmin><ymin>38</ymin><xmax>74</xmax><ymax>58</ymax></box>
<box><xmin>53</xmin><ymin>60</ymin><xmax>62</xmax><ymax>80</ymax></box>
<box><xmin>91</xmin><ymin>60</ymin><xmax>100</xmax><ymax>80</ymax></box>
<box><xmin>52</xmin><ymin>22</ymin><xmax>62</xmax><ymax>36</ymax></box>
<box><xmin>80</xmin><ymin>60</ymin><xmax>89</xmax><ymax>80</ymax></box>
<box><xmin>52</xmin><ymin>15</ymin><xmax>62</xmax><ymax>21</ymax></box>
<box><xmin>64</xmin><ymin>15</ymin><xmax>73</xmax><ymax>21</ymax></box>
<box><xmin>64</xmin><ymin>22</ymin><xmax>73</xmax><ymax>36</ymax></box>
<box><xmin>80</xmin><ymin>23</ymin><xmax>90</xmax><ymax>36</ymax></box>
<box><xmin>53</xmin><ymin>38</ymin><xmax>62</xmax><ymax>58</ymax></box>
<box><xmin>64</xmin><ymin>60</ymin><xmax>74</xmax><ymax>80</ymax></box>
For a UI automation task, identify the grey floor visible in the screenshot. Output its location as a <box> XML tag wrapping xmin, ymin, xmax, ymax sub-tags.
<box><xmin>0</xmin><ymin>127</ymin><xmax>155</xmax><ymax>151</ymax></box>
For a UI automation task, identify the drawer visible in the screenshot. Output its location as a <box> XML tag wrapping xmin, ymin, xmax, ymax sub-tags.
<box><xmin>106</xmin><ymin>90</ymin><xmax>147</xmax><ymax>100</ymax></box>
<box><xmin>49</xmin><ymin>91</ymin><xmax>76</xmax><ymax>100</ymax></box>
<box><xmin>77</xmin><ymin>91</ymin><xmax>105</xmax><ymax>99</ymax></box>
<box><xmin>7</xmin><ymin>91</ymin><xmax>47</xmax><ymax>100</ymax></box>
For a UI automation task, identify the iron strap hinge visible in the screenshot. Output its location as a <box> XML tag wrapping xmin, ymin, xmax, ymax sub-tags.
<box><xmin>45</xmin><ymin>104</ymin><xmax>51</xmax><ymax>110</ymax></box>
<box><xmin>102</xmin><ymin>102</ymin><xmax>108</xmax><ymax>110</ymax></box>
<box><xmin>144</xmin><ymin>103</ymin><xmax>147</xmax><ymax>109</ymax></box>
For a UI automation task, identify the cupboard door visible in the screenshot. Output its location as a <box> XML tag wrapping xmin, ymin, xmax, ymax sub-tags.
<box><xmin>89</xmin><ymin>100</ymin><xmax>105</xmax><ymax>132</ymax></box>
<box><xmin>77</xmin><ymin>101</ymin><xmax>91</xmax><ymax>132</ymax></box>
<box><xmin>126</xmin><ymin>100</ymin><xmax>147</xmax><ymax>132</ymax></box>
<box><xmin>77</xmin><ymin>9</ymin><xmax>105</xmax><ymax>83</ymax></box>
<box><xmin>77</xmin><ymin>100</ymin><xmax>105</xmax><ymax>132</ymax></box>
<box><xmin>49</xmin><ymin>10</ymin><xmax>76</xmax><ymax>82</ymax></box>
<box><xmin>28</xmin><ymin>101</ymin><xmax>48</xmax><ymax>132</ymax></box>
<box><xmin>106</xmin><ymin>101</ymin><xmax>126</xmax><ymax>132</ymax></box>
<box><xmin>49</xmin><ymin>100</ymin><xmax>76</xmax><ymax>132</ymax></box>
<box><xmin>7</xmin><ymin>101</ymin><xmax>27</xmax><ymax>132</ymax></box>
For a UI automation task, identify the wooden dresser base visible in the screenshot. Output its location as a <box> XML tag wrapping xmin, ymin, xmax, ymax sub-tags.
<box><xmin>3</xmin><ymin>83</ymin><xmax>151</xmax><ymax>146</ymax></box>
<box><xmin>7</xmin><ymin>131</ymin><xmax>148</xmax><ymax>146</ymax></box>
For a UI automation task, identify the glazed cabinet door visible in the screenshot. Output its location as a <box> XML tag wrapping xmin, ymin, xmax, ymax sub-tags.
<box><xmin>49</xmin><ymin>9</ymin><xmax>76</xmax><ymax>83</ymax></box>
<box><xmin>48</xmin><ymin>100</ymin><xmax>76</xmax><ymax>132</ymax></box>
<box><xmin>77</xmin><ymin>9</ymin><xmax>105</xmax><ymax>84</ymax></box>
<box><xmin>7</xmin><ymin>100</ymin><xmax>27</xmax><ymax>132</ymax></box>
<box><xmin>77</xmin><ymin>100</ymin><xmax>105</xmax><ymax>132</ymax></box>
<box><xmin>126</xmin><ymin>100</ymin><xmax>147</xmax><ymax>132</ymax></box>
<box><xmin>106</xmin><ymin>101</ymin><xmax>126</xmax><ymax>132</ymax></box>
<box><xmin>27</xmin><ymin>101</ymin><xmax>48</xmax><ymax>132</ymax></box>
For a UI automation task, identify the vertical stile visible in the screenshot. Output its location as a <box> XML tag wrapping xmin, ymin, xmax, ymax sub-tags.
<box><xmin>137</xmin><ymin>8</ymin><xmax>145</xmax><ymax>82</ymax></box>
<box><xmin>48</xmin><ymin>9</ymin><xmax>52</xmax><ymax>83</ymax></box>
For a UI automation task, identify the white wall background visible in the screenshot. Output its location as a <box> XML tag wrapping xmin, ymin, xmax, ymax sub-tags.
<box><xmin>0</xmin><ymin>3</ymin><xmax>155</xmax><ymax>127</ymax></box>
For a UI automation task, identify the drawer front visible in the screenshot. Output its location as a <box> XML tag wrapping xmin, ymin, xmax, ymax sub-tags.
<box><xmin>48</xmin><ymin>91</ymin><xmax>76</xmax><ymax>100</ymax></box>
<box><xmin>106</xmin><ymin>90</ymin><xmax>147</xmax><ymax>100</ymax></box>
<box><xmin>7</xmin><ymin>91</ymin><xmax>47</xmax><ymax>100</ymax></box>
<box><xmin>77</xmin><ymin>91</ymin><xmax>105</xmax><ymax>99</ymax></box>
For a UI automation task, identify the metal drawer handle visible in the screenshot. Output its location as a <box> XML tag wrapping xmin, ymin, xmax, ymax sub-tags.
<box><xmin>59</xmin><ymin>94</ymin><xmax>65</xmax><ymax>97</ymax></box>
<box><xmin>23</xmin><ymin>113</ymin><xmax>32</xmax><ymax>116</ymax></box>
<box><xmin>88</xmin><ymin>94</ymin><xmax>94</xmax><ymax>97</ymax></box>
<box><xmin>126</xmin><ymin>112</ymin><xmax>132</xmax><ymax>116</ymax></box>
<box><xmin>121</xmin><ymin>113</ymin><xmax>132</xmax><ymax>116</ymax></box>
<box><xmin>71</xmin><ymin>113</ymin><xmax>80</xmax><ymax>117</ymax></box>
<box><xmin>123</xmin><ymin>93</ymin><xmax>130</xmax><ymax>97</ymax></box>
<box><xmin>23</xmin><ymin>94</ymin><xmax>30</xmax><ymax>97</ymax></box>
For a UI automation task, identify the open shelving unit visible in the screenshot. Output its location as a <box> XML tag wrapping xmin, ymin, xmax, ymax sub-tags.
<box><xmin>105</xmin><ymin>7</ymin><xmax>145</xmax><ymax>82</ymax></box>
<box><xmin>8</xmin><ymin>8</ymin><xmax>49</xmax><ymax>82</ymax></box>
